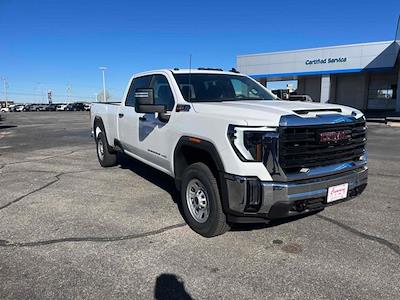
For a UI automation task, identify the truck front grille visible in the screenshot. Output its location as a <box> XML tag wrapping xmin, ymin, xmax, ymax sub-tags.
<box><xmin>279</xmin><ymin>120</ymin><xmax>367</xmax><ymax>173</ymax></box>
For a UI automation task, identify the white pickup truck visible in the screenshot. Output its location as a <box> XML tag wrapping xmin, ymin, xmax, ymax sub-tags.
<box><xmin>91</xmin><ymin>68</ymin><xmax>368</xmax><ymax>237</ymax></box>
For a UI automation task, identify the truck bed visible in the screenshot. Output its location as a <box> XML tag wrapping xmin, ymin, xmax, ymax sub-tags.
<box><xmin>90</xmin><ymin>102</ymin><xmax>121</xmax><ymax>146</ymax></box>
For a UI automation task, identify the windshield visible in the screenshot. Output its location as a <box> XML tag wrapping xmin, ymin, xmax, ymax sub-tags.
<box><xmin>173</xmin><ymin>73</ymin><xmax>276</xmax><ymax>102</ymax></box>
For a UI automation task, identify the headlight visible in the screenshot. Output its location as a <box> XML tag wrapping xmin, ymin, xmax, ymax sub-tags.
<box><xmin>227</xmin><ymin>125</ymin><xmax>278</xmax><ymax>162</ymax></box>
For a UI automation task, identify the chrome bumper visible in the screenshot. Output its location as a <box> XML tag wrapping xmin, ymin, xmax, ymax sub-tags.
<box><xmin>223</xmin><ymin>166</ymin><xmax>368</xmax><ymax>220</ymax></box>
<box><xmin>260</xmin><ymin>165</ymin><xmax>368</xmax><ymax>217</ymax></box>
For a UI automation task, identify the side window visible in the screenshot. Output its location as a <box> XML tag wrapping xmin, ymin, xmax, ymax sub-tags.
<box><xmin>150</xmin><ymin>75</ymin><xmax>175</xmax><ymax>111</ymax></box>
<box><xmin>125</xmin><ymin>75</ymin><xmax>152</xmax><ymax>107</ymax></box>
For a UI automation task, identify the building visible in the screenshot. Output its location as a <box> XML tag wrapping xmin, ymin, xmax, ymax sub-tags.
<box><xmin>237</xmin><ymin>19</ymin><xmax>400</xmax><ymax>113</ymax></box>
<box><xmin>0</xmin><ymin>100</ymin><xmax>14</xmax><ymax>108</ymax></box>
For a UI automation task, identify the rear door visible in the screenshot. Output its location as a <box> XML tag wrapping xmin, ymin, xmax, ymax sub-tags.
<box><xmin>118</xmin><ymin>75</ymin><xmax>152</xmax><ymax>156</ymax></box>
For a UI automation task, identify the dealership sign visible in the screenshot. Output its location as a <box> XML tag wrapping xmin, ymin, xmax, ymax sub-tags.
<box><xmin>305</xmin><ymin>57</ymin><xmax>347</xmax><ymax>65</ymax></box>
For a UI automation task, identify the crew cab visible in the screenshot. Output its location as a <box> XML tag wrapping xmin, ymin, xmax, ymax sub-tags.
<box><xmin>91</xmin><ymin>68</ymin><xmax>368</xmax><ymax>237</ymax></box>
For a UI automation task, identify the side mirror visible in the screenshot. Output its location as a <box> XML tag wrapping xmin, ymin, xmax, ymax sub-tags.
<box><xmin>135</xmin><ymin>88</ymin><xmax>166</xmax><ymax>113</ymax></box>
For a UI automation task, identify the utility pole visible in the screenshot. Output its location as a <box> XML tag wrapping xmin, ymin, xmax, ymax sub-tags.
<box><xmin>1</xmin><ymin>77</ymin><xmax>8</xmax><ymax>107</ymax></box>
<box><xmin>99</xmin><ymin>67</ymin><xmax>107</xmax><ymax>102</ymax></box>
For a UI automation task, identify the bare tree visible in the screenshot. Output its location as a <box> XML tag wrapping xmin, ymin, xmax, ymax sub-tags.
<box><xmin>96</xmin><ymin>90</ymin><xmax>110</xmax><ymax>102</ymax></box>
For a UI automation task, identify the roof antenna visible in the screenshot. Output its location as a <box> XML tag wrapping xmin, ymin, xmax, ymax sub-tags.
<box><xmin>188</xmin><ymin>54</ymin><xmax>192</xmax><ymax>101</ymax></box>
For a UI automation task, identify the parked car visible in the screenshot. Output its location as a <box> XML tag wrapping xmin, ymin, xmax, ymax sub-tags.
<box><xmin>288</xmin><ymin>94</ymin><xmax>313</xmax><ymax>102</ymax></box>
<box><xmin>271</xmin><ymin>89</ymin><xmax>291</xmax><ymax>100</ymax></box>
<box><xmin>45</xmin><ymin>104</ymin><xmax>59</xmax><ymax>111</ymax></box>
<box><xmin>84</xmin><ymin>103</ymin><xmax>91</xmax><ymax>111</ymax></box>
<box><xmin>91</xmin><ymin>68</ymin><xmax>368</xmax><ymax>237</ymax></box>
<box><xmin>0</xmin><ymin>107</ymin><xmax>10</xmax><ymax>112</ymax></box>
<box><xmin>29</xmin><ymin>104</ymin><xmax>40</xmax><ymax>111</ymax></box>
<box><xmin>56</xmin><ymin>103</ymin><xmax>68</xmax><ymax>111</ymax></box>
<box><xmin>66</xmin><ymin>102</ymin><xmax>85</xmax><ymax>111</ymax></box>
<box><xmin>12</xmin><ymin>105</ymin><xmax>25</xmax><ymax>112</ymax></box>
<box><xmin>23</xmin><ymin>104</ymin><xmax>35</xmax><ymax>111</ymax></box>
<box><xmin>38</xmin><ymin>104</ymin><xmax>48</xmax><ymax>111</ymax></box>
<box><xmin>27</xmin><ymin>104</ymin><xmax>47</xmax><ymax>111</ymax></box>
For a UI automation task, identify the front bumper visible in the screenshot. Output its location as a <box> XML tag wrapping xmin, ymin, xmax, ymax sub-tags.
<box><xmin>223</xmin><ymin>166</ymin><xmax>368</xmax><ymax>222</ymax></box>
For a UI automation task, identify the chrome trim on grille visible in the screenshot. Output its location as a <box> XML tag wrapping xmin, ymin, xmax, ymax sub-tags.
<box><xmin>264</xmin><ymin>114</ymin><xmax>368</xmax><ymax>182</ymax></box>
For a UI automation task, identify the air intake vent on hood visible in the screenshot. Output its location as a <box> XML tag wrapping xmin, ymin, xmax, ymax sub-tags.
<box><xmin>293</xmin><ymin>108</ymin><xmax>342</xmax><ymax>115</ymax></box>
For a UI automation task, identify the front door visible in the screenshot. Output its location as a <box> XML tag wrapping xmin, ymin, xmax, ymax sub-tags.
<box><xmin>118</xmin><ymin>75</ymin><xmax>152</xmax><ymax>156</ymax></box>
<box><xmin>137</xmin><ymin>74</ymin><xmax>176</xmax><ymax>174</ymax></box>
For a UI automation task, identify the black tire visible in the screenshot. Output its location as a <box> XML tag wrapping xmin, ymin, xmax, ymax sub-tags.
<box><xmin>96</xmin><ymin>131</ymin><xmax>117</xmax><ymax>167</ymax></box>
<box><xmin>180</xmin><ymin>162</ymin><xmax>230</xmax><ymax>237</ymax></box>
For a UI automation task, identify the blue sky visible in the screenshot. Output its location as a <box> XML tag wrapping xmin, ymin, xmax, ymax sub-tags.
<box><xmin>1</xmin><ymin>0</ymin><xmax>399</xmax><ymax>103</ymax></box>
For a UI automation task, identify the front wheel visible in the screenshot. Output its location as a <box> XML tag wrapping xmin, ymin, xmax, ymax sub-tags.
<box><xmin>96</xmin><ymin>131</ymin><xmax>117</xmax><ymax>167</ymax></box>
<box><xmin>180</xmin><ymin>162</ymin><xmax>230</xmax><ymax>237</ymax></box>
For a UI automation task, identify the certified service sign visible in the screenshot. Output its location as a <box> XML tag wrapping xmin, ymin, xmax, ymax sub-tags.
<box><xmin>305</xmin><ymin>57</ymin><xmax>347</xmax><ymax>65</ymax></box>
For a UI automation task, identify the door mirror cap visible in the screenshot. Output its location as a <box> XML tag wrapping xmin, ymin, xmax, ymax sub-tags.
<box><xmin>134</xmin><ymin>88</ymin><xmax>166</xmax><ymax>113</ymax></box>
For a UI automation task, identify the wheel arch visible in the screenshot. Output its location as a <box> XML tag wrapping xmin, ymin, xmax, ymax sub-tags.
<box><xmin>93</xmin><ymin>116</ymin><xmax>114</xmax><ymax>152</ymax></box>
<box><xmin>173</xmin><ymin>136</ymin><xmax>230</xmax><ymax>213</ymax></box>
<box><xmin>174</xmin><ymin>136</ymin><xmax>224</xmax><ymax>183</ymax></box>
<box><xmin>93</xmin><ymin>116</ymin><xmax>104</xmax><ymax>138</ymax></box>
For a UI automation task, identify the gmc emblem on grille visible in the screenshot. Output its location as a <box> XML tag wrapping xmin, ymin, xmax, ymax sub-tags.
<box><xmin>319</xmin><ymin>131</ymin><xmax>351</xmax><ymax>143</ymax></box>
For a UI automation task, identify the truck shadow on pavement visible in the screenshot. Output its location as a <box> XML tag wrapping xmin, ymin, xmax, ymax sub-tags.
<box><xmin>0</xmin><ymin>114</ymin><xmax>17</xmax><ymax>129</ymax></box>
<box><xmin>0</xmin><ymin>125</ymin><xmax>17</xmax><ymax>130</ymax></box>
<box><xmin>117</xmin><ymin>153</ymin><xmax>322</xmax><ymax>233</ymax></box>
<box><xmin>230</xmin><ymin>210</ymin><xmax>322</xmax><ymax>232</ymax></box>
<box><xmin>117</xmin><ymin>153</ymin><xmax>180</xmax><ymax>204</ymax></box>
<box><xmin>154</xmin><ymin>273</ymin><xmax>193</xmax><ymax>300</ymax></box>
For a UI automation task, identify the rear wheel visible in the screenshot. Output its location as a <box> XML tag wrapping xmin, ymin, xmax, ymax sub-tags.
<box><xmin>180</xmin><ymin>162</ymin><xmax>230</xmax><ymax>237</ymax></box>
<box><xmin>96</xmin><ymin>131</ymin><xmax>117</xmax><ymax>167</ymax></box>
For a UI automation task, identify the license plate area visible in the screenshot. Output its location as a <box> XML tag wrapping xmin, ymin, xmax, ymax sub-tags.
<box><xmin>327</xmin><ymin>183</ymin><xmax>349</xmax><ymax>203</ymax></box>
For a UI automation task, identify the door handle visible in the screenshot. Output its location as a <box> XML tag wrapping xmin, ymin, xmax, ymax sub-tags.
<box><xmin>118</xmin><ymin>113</ymin><xmax>124</xmax><ymax>118</ymax></box>
<box><xmin>139</xmin><ymin>116</ymin><xmax>147</xmax><ymax>121</ymax></box>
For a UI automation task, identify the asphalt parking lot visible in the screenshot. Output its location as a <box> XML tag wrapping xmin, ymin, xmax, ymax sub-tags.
<box><xmin>0</xmin><ymin>112</ymin><xmax>399</xmax><ymax>299</ymax></box>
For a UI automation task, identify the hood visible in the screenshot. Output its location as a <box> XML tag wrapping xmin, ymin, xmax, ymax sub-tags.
<box><xmin>192</xmin><ymin>100</ymin><xmax>362</xmax><ymax>126</ymax></box>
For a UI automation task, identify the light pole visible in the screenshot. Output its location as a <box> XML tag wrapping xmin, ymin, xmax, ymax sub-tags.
<box><xmin>1</xmin><ymin>77</ymin><xmax>8</xmax><ymax>107</ymax></box>
<box><xmin>41</xmin><ymin>85</ymin><xmax>44</xmax><ymax>103</ymax></box>
<box><xmin>99</xmin><ymin>67</ymin><xmax>107</xmax><ymax>102</ymax></box>
<box><xmin>66</xmin><ymin>84</ymin><xmax>72</xmax><ymax>103</ymax></box>
<box><xmin>37</xmin><ymin>82</ymin><xmax>44</xmax><ymax>103</ymax></box>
